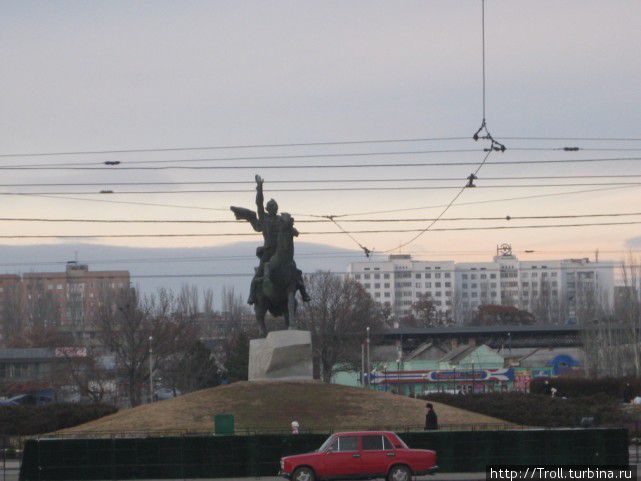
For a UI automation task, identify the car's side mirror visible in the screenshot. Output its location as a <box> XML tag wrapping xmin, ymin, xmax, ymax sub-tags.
<box><xmin>394</xmin><ymin>444</ymin><xmax>402</xmax><ymax>449</ymax></box>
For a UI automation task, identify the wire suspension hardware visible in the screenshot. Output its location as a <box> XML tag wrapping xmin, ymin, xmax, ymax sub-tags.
<box><xmin>472</xmin><ymin>0</ymin><xmax>506</xmax><ymax>154</ymax></box>
<box><xmin>341</xmin><ymin>0</ymin><xmax>505</xmax><ymax>257</ymax></box>
<box><xmin>325</xmin><ymin>215</ymin><xmax>372</xmax><ymax>257</ymax></box>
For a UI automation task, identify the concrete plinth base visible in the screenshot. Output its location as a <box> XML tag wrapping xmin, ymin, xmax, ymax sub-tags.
<box><xmin>248</xmin><ymin>330</ymin><xmax>313</xmax><ymax>381</ymax></box>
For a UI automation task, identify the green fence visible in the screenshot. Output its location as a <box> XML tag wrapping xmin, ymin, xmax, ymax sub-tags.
<box><xmin>19</xmin><ymin>428</ymin><xmax>628</xmax><ymax>480</ymax></box>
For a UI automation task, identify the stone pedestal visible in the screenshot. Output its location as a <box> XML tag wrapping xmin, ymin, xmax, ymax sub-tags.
<box><xmin>248</xmin><ymin>330</ymin><xmax>313</xmax><ymax>381</ymax></box>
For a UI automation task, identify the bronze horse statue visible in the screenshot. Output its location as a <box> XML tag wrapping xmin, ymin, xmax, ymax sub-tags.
<box><xmin>252</xmin><ymin>212</ymin><xmax>302</xmax><ymax>336</ymax></box>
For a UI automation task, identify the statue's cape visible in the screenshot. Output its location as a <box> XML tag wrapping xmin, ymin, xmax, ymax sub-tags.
<box><xmin>230</xmin><ymin>206</ymin><xmax>258</xmax><ymax>224</ymax></box>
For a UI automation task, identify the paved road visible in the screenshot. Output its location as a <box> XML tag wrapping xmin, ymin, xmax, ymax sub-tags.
<box><xmin>0</xmin><ymin>468</ymin><xmax>485</xmax><ymax>481</ymax></box>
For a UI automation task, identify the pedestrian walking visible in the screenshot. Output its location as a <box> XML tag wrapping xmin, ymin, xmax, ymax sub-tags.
<box><xmin>425</xmin><ymin>403</ymin><xmax>438</xmax><ymax>430</ymax></box>
<box><xmin>291</xmin><ymin>420</ymin><xmax>300</xmax><ymax>434</ymax></box>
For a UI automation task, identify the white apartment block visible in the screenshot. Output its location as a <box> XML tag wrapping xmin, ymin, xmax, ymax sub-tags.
<box><xmin>348</xmin><ymin>255</ymin><xmax>455</xmax><ymax>319</ymax></box>
<box><xmin>347</xmin><ymin>245</ymin><xmax>616</xmax><ymax>323</ymax></box>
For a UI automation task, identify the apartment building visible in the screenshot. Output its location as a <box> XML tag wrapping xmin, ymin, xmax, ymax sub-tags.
<box><xmin>348</xmin><ymin>254</ymin><xmax>456</xmax><ymax>318</ymax></box>
<box><xmin>348</xmin><ymin>245</ymin><xmax>615</xmax><ymax>322</ymax></box>
<box><xmin>0</xmin><ymin>262</ymin><xmax>130</xmax><ymax>340</ymax></box>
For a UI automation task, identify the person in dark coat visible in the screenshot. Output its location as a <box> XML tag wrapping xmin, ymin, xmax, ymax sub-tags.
<box><xmin>623</xmin><ymin>383</ymin><xmax>634</xmax><ymax>404</ymax></box>
<box><xmin>425</xmin><ymin>403</ymin><xmax>438</xmax><ymax>430</ymax></box>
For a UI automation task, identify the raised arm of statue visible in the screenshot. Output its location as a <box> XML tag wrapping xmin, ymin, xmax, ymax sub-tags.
<box><xmin>230</xmin><ymin>206</ymin><xmax>262</xmax><ymax>231</ymax></box>
<box><xmin>255</xmin><ymin>175</ymin><xmax>265</xmax><ymax>221</ymax></box>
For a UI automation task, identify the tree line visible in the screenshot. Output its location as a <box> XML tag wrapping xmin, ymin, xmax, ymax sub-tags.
<box><xmin>0</xmin><ymin>273</ymin><xmax>387</xmax><ymax>406</ymax></box>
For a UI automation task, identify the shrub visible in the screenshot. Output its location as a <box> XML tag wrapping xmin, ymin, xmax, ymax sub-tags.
<box><xmin>423</xmin><ymin>392</ymin><xmax>623</xmax><ymax>427</ymax></box>
<box><xmin>0</xmin><ymin>403</ymin><xmax>117</xmax><ymax>435</ymax></box>
<box><xmin>530</xmin><ymin>377</ymin><xmax>641</xmax><ymax>400</ymax></box>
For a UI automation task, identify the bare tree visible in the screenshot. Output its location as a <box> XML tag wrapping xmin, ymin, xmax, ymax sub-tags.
<box><xmin>298</xmin><ymin>272</ymin><xmax>387</xmax><ymax>383</ymax></box>
<box><xmin>177</xmin><ymin>284</ymin><xmax>199</xmax><ymax>319</ymax></box>
<box><xmin>1</xmin><ymin>283</ymin><xmax>25</xmax><ymax>343</ymax></box>
<box><xmin>96</xmin><ymin>287</ymin><xmax>150</xmax><ymax>406</ymax></box>
<box><xmin>617</xmin><ymin>255</ymin><xmax>641</xmax><ymax>376</ymax></box>
<box><xmin>410</xmin><ymin>293</ymin><xmax>438</xmax><ymax>327</ymax></box>
<box><xmin>220</xmin><ymin>286</ymin><xmax>252</xmax><ymax>335</ymax></box>
<box><xmin>52</xmin><ymin>350</ymin><xmax>115</xmax><ymax>403</ymax></box>
<box><xmin>529</xmin><ymin>279</ymin><xmax>563</xmax><ymax>324</ymax></box>
<box><xmin>95</xmin><ymin>287</ymin><xmax>200</xmax><ymax>406</ymax></box>
<box><xmin>579</xmin><ymin>256</ymin><xmax>639</xmax><ymax>378</ymax></box>
<box><xmin>451</xmin><ymin>291</ymin><xmax>473</xmax><ymax>325</ymax></box>
<box><xmin>203</xmin><ymin>288</ymin><xmax>215</xmax><ymax>316</ymax></box>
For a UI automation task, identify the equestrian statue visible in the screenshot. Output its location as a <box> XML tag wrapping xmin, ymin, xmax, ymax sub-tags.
<box><xmin>230</xmin><ymin>175</ymin><xmax>310</xmax><ymax>336</ymax></box>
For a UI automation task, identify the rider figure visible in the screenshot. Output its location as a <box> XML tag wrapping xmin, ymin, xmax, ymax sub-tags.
<box><xmin>234</xmin><ymin>176</ymin><xmax>310</xmax><ymax>305</ymax></box>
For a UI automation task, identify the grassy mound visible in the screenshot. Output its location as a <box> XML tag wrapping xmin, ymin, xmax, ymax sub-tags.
<box><xmin>57</xmin><ymin>381</ymin><xmax>509</xmax><ymax>435</ymax></box>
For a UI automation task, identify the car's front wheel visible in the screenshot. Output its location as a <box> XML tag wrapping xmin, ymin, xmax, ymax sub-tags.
<box><xmin>387</xmin><ymin>464</ymin><xmax>411</xmax><ymax>481</ymax></box>
<box><xmin>292</xmin><ymin>466</ymin><xmax>315</xmax><ymax>481</ymax></box>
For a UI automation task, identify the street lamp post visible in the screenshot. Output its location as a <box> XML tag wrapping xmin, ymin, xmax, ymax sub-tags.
<box><xmin>149</xmin><ymin>335</ymin><xmax>154</xmax><ymax>403</ymax></box>
<box><xmin>361</xmin><ymin>342</ymin><xmax>365</xmax><ymax>387</ymax></box>
<box><xmin>366</xmin><ymin>327</ymin><xmax>371</xmax><ymax>388</ymax></box>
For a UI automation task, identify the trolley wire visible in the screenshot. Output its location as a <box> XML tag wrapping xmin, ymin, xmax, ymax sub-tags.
<box><xmin>2</xmin><ymin>135</ymin><xmax>641</xmax><ymax>160</ymax></box>
<box><xmin>2</xmin><ymin>181</ymin><xmax>641</xmax><ymax>196</ymax></box>
<box><xmin>0</xmin><ymin>220</ymin><xmax>640</xmax><ymax>239</ymax></box>
<box><xmin>2</xmin><ymin>173</ymin><xmax>641</xmax><ymax>188</ymax></box>
<box><xmin>0</xmin><ymin>156</ymin><xmax>641</xmax><ymax>171</ymax></box>
<box><xmin>1</xmin><ymin>210</ymin><xmax>640</xmax><ymax>224</ymax></box>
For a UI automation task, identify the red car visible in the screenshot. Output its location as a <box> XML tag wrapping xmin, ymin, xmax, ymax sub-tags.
<box><xmin>279</xmin><ymin>431</ymin><xmax>437</xmax><ymax>481</ymax></box>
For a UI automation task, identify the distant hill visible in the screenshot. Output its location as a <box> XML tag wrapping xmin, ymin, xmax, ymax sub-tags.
<box><xmin>0</xmin><ymin>242</ymin><xmax>366</xmax><ymax>301</ymax></box>
<box><xmin>57</xmin><ymin>381</ymin><xmax>510</xmax><ymax>435</ymax></box>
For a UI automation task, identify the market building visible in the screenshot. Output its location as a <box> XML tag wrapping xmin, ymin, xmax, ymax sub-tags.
<box><xmin>331</xmin><ymin>342</ymin><xmax>582</xmax><ymax>396</ymax></box>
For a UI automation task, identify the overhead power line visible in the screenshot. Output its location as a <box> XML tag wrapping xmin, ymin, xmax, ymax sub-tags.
<box><xmin>380</xmin><ymin>150</ymin><xmax>495</xmax><ymax>254</ymax></box>
<box><xmin>332</xmin><ymin>184</ymin><xmax>640</xmax><ymax>217</ymax></box>
<box><xmin>2</xmin><ymin>182</ymin><xmax>641</xmax><ymax>196</ymax></box>
<box><xmin>13</xmin><ymin>184</ymin><xmax>639</xmax><ymax>218</ymax></box>
<box><xmin>0</xmin><ymin>136</ymin><xmax>472</xmax><ymax>159</ymax></box>
<box><xmin>1</xmin><ymin>211</ymin><xmax>640</xmax><ymax>224</ymax></box>
<box><xmin>5</xmin><ymin>147</ymin><xmax>641</xmax><ymax>169</ymax></box>
<box><xmin>2</xmin><ymin>155</ymin><xmax>640</xmax><ymax>171</ymax></box>
<box><xmin>2</xmin><ymin>134</ymin><xmax>641</xmax><ymax>160</ymax></box>
<box><xmin>6</xmin><ymin>217</ymin><xmax>641</xmax><ymax>238</ymax></box>
<box><xmin>11</xmin><ymin>193</ymin><xmax>231</xmax><ymax>212</ymax></box>
<box><xmin>0</xmin><ymin>148</ymin><xmax>489</xmax><ymax>168</ymax></box>
<box><xmin>2</xmin><ymin>173</ymin><xmax>641</xmax><ymax>188</ymax></box>
<box><xmin>502</xmin><ymin>137</ymin><xmax>641</xmax><ymax>142</ymax></box>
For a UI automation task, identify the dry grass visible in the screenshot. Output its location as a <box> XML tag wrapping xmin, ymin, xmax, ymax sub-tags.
<box><xmin>58</xmin><ymin>381</ymin><xmax>509</xmax><ymax>435</ymax></box>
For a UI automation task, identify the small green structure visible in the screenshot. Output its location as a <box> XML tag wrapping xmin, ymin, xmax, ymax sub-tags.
<box><xmin>213</xmin><ymin>414</ymin><xmax>235</xmax><ymax>435</ymax></box>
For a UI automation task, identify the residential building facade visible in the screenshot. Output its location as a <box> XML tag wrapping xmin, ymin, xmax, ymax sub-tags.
<box><xmin>348</xmin><ymin>244</ymin><xmax>615</xmax><ymax>323</ymax></box>
<box><xmin>348</xmin><ymin>254</ymin><xmax>455</xmax><ymax>319</ymax></box>
<box><xmin>0</xmin><ymin>262</ymin><xmax>130</xmax><ymax>341</ymax></box>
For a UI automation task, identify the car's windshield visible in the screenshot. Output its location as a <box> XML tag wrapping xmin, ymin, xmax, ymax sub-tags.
<box><xmin>394</xmin><ymin>435</ymin><xmax>409</xmax><ymax>449</ymax></box>
<box><xmin>318</xmin><ymin>435</ymin><xmax>334</xmax><ymax>452</ymax></box>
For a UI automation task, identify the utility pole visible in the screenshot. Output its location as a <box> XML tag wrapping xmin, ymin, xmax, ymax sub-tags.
<box><xmin>366</xmin><ymin>326</ymin><xmax>371</xmax><ymax>389</ymax></box>
<box><xmin>149</xmin><ymin>335</ymin><xmax>154</xmax><ymax>403</ymax></box>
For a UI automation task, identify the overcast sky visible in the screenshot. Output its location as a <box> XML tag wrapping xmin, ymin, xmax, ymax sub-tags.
<box><xmin>1</xmin><ymin>0</ymin><xmax>640</xmax><ymax>264</ymax></box>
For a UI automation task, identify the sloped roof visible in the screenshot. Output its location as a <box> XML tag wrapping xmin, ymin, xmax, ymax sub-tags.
<box><xmin>439</xmin><ymin>344</ymin><xmax>476</xmax><ymax>363</ymax></box>
<box><xmin>405</xmin><ymin>342</ymin><xmax>449</xmax><ymax>361</ymax></box>
<box><xmin>498</xmin><ymin>347</ymin><xmax>539</xmax><ymax>360</ymax></box>
<box><xmin>519</xmin><ymin>347</ymin><xmax>584</xmax><ymax>367</ymax></box>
